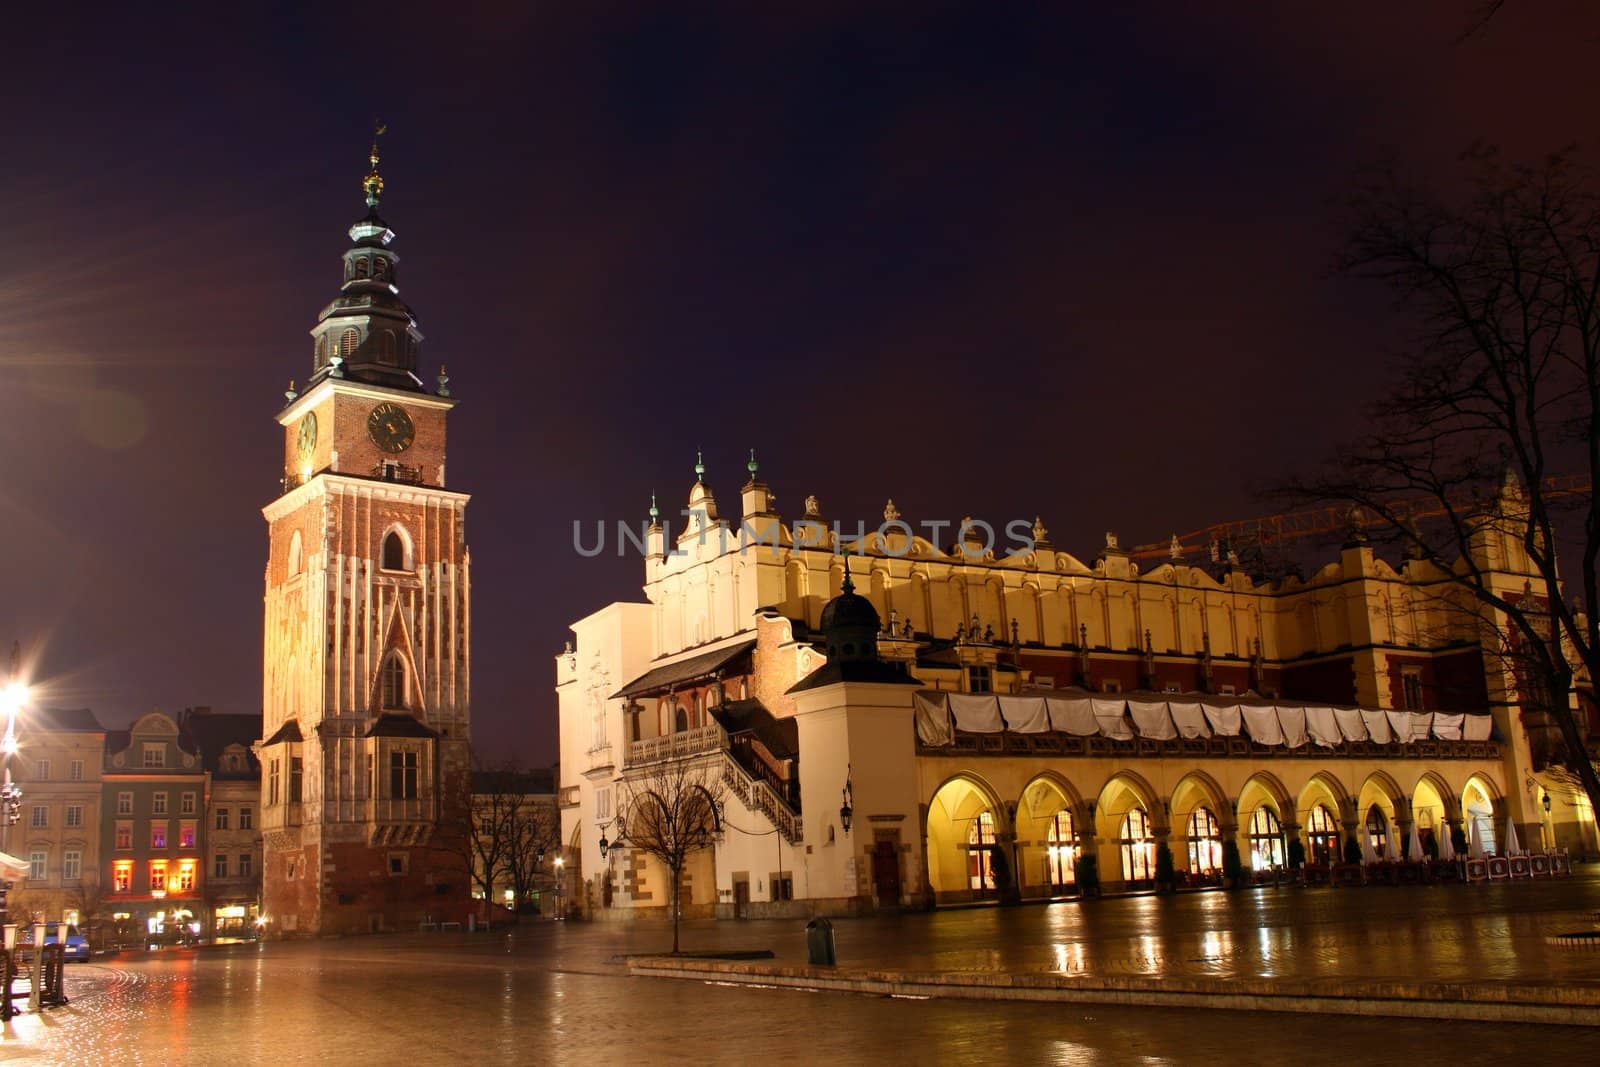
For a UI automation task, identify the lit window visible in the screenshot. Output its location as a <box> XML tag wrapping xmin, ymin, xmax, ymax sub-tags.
<box><xmin>1045</xmin><ymin>809</ymin><xmax>1077</xmax><ymax>888</ymax></box>
<box><xmin>180</xmin><ymin>823</ymin><xmax>196</xmax><ymax>848</ymax></box>
<box><xmin>1307</xmin><ymin>805</ymin><xmax>1339</xmax><ymax>865</ymax></box>
<box><xmin>1187</xmin><ymin>807</ymin><xmax>1223</xmax><ymax>874</ymax></box>
<box><xmin>1366</xmin><ymin>805</ymin><xmax>1390</xmax><ymax>857</ymax></box>
<box><xmin>176</xmin><ymin>863</ymin><xmax>195</xmax><ymax>892</ymax></box>
<box><xmin>28</xmin><ymin>851</ymin><xmax>46</xmax><ymax>881</ymax></box>
<box><xmin>63</xmin><ymin>851</ymin><xmax>81</xmax><ymax>882</ymax></box>
<box><xmin>153</xmin><ymin>792</ymin><xmax>168</xmax><ymax>815</ymax></box>
<box><xmin>1249</xmin><ymin>808</ymin><xmax>1286</xmax><ymax>870</ymax></box>
<box><xmin>216</xmin><ymin>808</ymin><xmax>230</xmax><ymax>831</ymax></box>
<box><xmin>239</xmin><ymin>807</ymin><xmax>253</xmax><ymax>830</ymax></box>
<box><xmin>152</xmin><ymin>824</ymin><xmax>168</xmax><ymax>849</ymax></box>
<box><xmin>113</xmin><ymin>863</ymin><xmax>132</xmax><ymax>893</ymax></box>
<box><xmin>967</xmin><ymin>810</ymin><xmax>995</xmax><ymax>892</ymax></box>
<box><xmin>149</xmin><ymin>862</ymin><xmax>168</xmax><ymax>892</ymax></box>
<box><xmin>1120</xmin><ymin>808</ymin><xmax>1155</xmax><ymax>883</ymax></box>
<box><xmin>29</xmin><ymin>805</ymin><xmax>47</xmax><ymax>828</ymax></box>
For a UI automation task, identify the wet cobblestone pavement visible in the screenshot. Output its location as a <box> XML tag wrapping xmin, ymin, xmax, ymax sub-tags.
<box><xmin>6</xmin><ymin>873</ymin><xmax>1599</xmax><ymax>1065</ymax></box>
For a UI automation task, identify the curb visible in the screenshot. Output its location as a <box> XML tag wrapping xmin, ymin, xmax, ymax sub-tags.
<box><xmin>627</xmin><ymin>957</ymin><xmax>1600</xmax><ymax>1027</ymax></box>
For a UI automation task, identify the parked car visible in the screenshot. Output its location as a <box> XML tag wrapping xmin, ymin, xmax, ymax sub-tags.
<box><xmin>15</xmin><ymin>925</ymin><xmax>90</xmax><ymax>963</ymax></box>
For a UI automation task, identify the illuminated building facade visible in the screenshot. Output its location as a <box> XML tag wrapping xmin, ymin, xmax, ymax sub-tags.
<box><xmin>557</xmin><ymin>458</ymin><xmax>1598</xmax><ymax>917</ymax></box>
<box><xmin>179</xmin><ymin>708</ymin><xmax>263</xmax><ymax>937</ymax></box>
<box><xmin>257</xmin><ymin>136</ymin><xmax>473</xmax><ymax>935</ymax></box>
<box><xmin>8</xmin><ymin>708</ymin><xmax>105</xmax><ymax>928</ymax></box>
<box><xmin>101</xmin><ymin>712</ymin><xmax>206</xmax><ymax>940</ymax></box>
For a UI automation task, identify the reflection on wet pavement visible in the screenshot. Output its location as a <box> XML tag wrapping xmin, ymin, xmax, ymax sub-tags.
<box><xmin>5</xmin><ymin>872</ymin><xmax>1597</xmax><ymax>1065</ymax></box>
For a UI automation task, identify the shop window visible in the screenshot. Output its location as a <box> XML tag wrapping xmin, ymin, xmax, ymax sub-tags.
<box><xmin>1120</xmin><ymin>808</ymin><xmax>1155</xmax><ymax>883</ymax></box>
<box><xmin>967</xmin><ymin>810</ymin><xmax>996</xmax><ymax>892</ymax></box>
<box><xmin>1045</xmin><ymin>809</ymin><xmax>1077</xmax><ymax>888</ymax></box>
<box><xmin>1249</xmin><ymin>807</ymin><xmax>1285</xmax><ymax>870</ymax></box>
<box><xmin>1187</xmin><ymin>807</ymin><xmax>1223</xmax><ymax>874</ymax></box>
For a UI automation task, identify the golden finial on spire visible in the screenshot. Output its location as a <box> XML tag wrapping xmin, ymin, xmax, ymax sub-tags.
<box><xmin>363</xmin><ymin>120</ymin><xmax>387</xmax><ymax>208</ymax></box>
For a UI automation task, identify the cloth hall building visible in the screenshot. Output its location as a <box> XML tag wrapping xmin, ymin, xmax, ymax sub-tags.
<box><xmin>556</xmin><ymin>458</ymin><xmax>1599</xmax><ymax>918</ymax></box>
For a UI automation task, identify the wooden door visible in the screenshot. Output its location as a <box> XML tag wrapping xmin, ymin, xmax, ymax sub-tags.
<box><xmin>873</xmin><ymin>840</ymin><xmax>901</xmax><ymax>906</ymax></box>
<box><xmin>733</xmin><ymin>880</ymin><xmax>749</xmax><ymax>919</ymax></box>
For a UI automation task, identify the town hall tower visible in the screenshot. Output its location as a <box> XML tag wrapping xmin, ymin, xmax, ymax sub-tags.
<box><xmin>258</xmin><ymin>131</ymin><xmax>472</xmax><ymax>934</ymax></box>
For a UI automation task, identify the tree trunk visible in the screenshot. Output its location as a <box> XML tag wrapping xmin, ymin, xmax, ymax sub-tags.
<box><xmin>671</xmin><ymin>865</ymin><xmax>681</xmax><ymax>954</ymax></box>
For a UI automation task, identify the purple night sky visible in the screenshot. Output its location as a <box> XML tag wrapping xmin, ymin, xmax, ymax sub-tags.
<box><xmin>2</xmin><ymin>3</ymin><xmax>1595</xmax><ymax>764</ymax></box>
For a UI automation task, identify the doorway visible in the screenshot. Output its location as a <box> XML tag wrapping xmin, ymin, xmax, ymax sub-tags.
<box><xmin>873</xmin><ymin>838</ymin><xmax>901</xmax><ymax>906</ymax></box>
<box><xmin>733</xmin><ymin>879</ymin><xmax>750</xmax><ymax>919</ymax></box>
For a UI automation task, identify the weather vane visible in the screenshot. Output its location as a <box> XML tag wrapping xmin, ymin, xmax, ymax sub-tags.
<box><xmin>364</xmin><ymin>120</ymin><xmax>387</xmax><ymax>208</ymax></box>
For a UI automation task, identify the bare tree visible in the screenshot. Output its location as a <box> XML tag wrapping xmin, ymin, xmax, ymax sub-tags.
<box><xmin>501</xmin><ymin>790</ymin><xmax>559</xmax><ymax>912</ymax></box>
<box><xmin>615</xmin><ymin>758</ymin><xmax>725</xmax><ymax>954</ymax></box>
<box><xmin>1279</xmin><ymin>147</ymin><xmax>1600</xmax><ymax>820</ymax></box>
<box><xmin>434</xmin><ymin>756</ymin><xmax>514</xmax><ymax>906</ymax></box>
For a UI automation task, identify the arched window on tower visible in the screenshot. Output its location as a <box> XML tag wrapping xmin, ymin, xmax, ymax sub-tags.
<box><xmin>372</xmin><ymin>257</ymin><xmax>387</xmax><ymax>281</ymax></box>
<box><xmin>380</xmin><ymin>654</ymin><xmax>408</xmax><ymax>710</ymax></box>
<box><xmin>287</xmin><ymin>530</ymin><xmax>303</xmax><ymax>578</ymax></box>
<box><xmin>341</xmin><ymin>328</ymin><xmax>360</xmax><ymax>357</ymax></box>
<box><xmin>378</xmin><ymin>330</ymin><xmax>397</xmax><ymax>365</ymax></box>
<box><xmin>355</xmin><ymin>258</ymin><xmax>370</xmax><ymax>279</ymax></box>
<box><xmin>382</xmin><ymin>530</ymin><xmax>406</xmax><ymax>571</ymax></box>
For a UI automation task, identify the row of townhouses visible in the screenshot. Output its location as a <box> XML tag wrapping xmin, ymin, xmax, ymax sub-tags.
<box><xmin>5</xmin><ymin>707</ymin><xmax>262</xmax><ymax>944</ymax></box>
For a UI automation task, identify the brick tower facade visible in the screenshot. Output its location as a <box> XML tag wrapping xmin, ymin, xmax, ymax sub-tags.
<box><xmin>258</xmin><ymin>131</ymin><xmax>472</xmax><ymax>935</ymax></box>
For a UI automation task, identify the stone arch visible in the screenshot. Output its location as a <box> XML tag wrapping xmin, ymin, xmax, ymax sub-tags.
<box><xmin>1239</xmin><ymin>771</ymin><xmax>1294</xmax><ymax>824</ymax></box>
<box><xmin>1170</xmin><ymin>769</ymin><xmax>1229</xmax><ymax>830</ymax></box>
<box><xmin>1357</xmin><ymin>771</ymin><xmax>1406</xmax><ymax>859</ymax></box>
<box><xmin>1462</xmin><ymin>773</ymin><xmax>1502</xmax><ymax>854</ymax></box>
<box><xmin>1015</xmin><ymin>771</ymin><xmax>1085</xmax><ymax>898</ymax></box>
<box><xmin>380</xmin><ymin>523</ymin><xmax>413</xmax><ymax>572</ymax></box>
<box><xmin>926</xmin><ymin>772</ymin><xmax>1007</xmax><ymax>903</ymax></box>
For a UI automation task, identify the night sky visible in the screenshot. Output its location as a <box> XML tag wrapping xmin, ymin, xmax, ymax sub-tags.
<box><xmin>3</xmin><ymin>4</ymin><xmax>1595</xmax><ymax>765</ymax></box>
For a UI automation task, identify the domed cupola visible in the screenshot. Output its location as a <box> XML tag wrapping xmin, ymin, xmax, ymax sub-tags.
<box><xmin>819</xmin><ymin>559</ymin><xmax>880</xmax><ymax>661</ymax></box>
<box><xmin>307</xmin><ymin>123</ymin><xmax>429</xmax><ymax>394</ymax></box>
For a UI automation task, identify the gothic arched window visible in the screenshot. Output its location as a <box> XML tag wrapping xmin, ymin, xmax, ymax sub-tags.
<box><xmin>381</xmin><ymin>654</ymin><xmax>407</xmax><ymax>710</ymax></box>
<box><xmin>1186</xmin><ymin>807</ymin><xmax>1223</xmax><ymax>874</ymax></box>
<box><xmin>1249</xmin><ymin>807</ymin><xmax>1285</xmax><ymax>870</ymax></box>
<box><xmin>287</xmin><ymin>530</ymin><xmax>303</xmax><ymax>578</ymax></box>
<box><xmin>382</xmin><ymin>530</ymin><xmax>406</xmax><ymax>571</ymax></box>
<box><xmin>1307</xmin><ymin>805</ymin><xmax>1338</xmax><ymax>865</ymax></box>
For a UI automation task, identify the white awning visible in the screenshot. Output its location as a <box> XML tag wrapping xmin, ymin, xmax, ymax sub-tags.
<box><xmin>1091</xmin><ymin>698</ymin><xmax>1134</xmax><ymax>740</ymax></box>
<box><xmin>1127</xmin><ymin>698</ymin><xmax>1177</xmax><ymax>741</ymax></box>
<box><xmin>1201</xmin><ymin>701</ymin><xmax>1242</xmax><ymax>737</ymax></box>
<box><xmin>1241</xmin><ymin>704</ymin><xmax>1284</xmax><ymax>746</ymax></box>
<box><xmin>1001</xmin><ymin>696</ymin><xmax>1050</xmax><ymax>734</ymax></box>
<box><xmin>914</xmin><ymin>691</ymin><xmax>953</xmax><ymax>746</ymax></box>
<box><xmin>1168</xmin><ymin>700</ymin><xmax>1211</xmax><ymax>739</ymax></box>
<box><xmin>1046</xmin><ymin>694</ymin><xmax>1099</xmax><ymax>736</ymax></box>
<box><xmin>1277</xmin><ymin>705</ymin><xmax>1309</xmax><ymax>749</ymax></box>
<box><xmin>1305</xmin><ymin>706</ymin><xmax>1343</xmax><ymax>747</ymax></box>
<box><xmin>949</xmin><ymin>693</ymin><xmax>1004</xmax><ymax>733</ymax></box>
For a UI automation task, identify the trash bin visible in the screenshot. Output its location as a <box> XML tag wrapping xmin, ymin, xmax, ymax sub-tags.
<box><xmin>805</xmin><ymin>917</ymin><xmax>836</xmax><ymax>966</ymax></box>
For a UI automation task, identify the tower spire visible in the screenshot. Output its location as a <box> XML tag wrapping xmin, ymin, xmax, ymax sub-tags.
<box><xmin>364</xmin><ymin>121</ymin><xmax>387</xmax><ymax>209</ymax></box>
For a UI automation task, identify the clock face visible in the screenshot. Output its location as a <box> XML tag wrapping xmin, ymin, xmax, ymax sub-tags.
<box><xmin>296</xmin><ymin>413</ymin><xmax>318</xmax><ymax>462</ymax></box>
<box><xmin>366</xmin><ymin>402</ymin><xmax>415</xmax><ymax>453</ymax></box>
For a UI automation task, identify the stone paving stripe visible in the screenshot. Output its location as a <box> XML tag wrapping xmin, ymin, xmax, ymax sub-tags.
<box><xmin>627</xmin><ymin>956</ymin><xmax>1600</xmax><ymax>1028</ymax></box>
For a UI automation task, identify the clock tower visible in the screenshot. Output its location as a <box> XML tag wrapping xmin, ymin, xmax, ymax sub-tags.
<box><xmin>258</xmin><ymin>130</ymin><xmax>473</xmax><ymax>935</ymax></box>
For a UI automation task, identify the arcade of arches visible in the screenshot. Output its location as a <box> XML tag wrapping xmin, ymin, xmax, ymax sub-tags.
<box><xmin>921</xmin><ymin>759</ymin><xmax>1512</xmax><ymax>902</ymax></box>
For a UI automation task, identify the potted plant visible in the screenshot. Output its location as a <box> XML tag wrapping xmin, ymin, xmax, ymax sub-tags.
<box><xmin>1221</xmin><ymin>839</ymin><xmax>1244</xmax><ymax>889</ymax></box>
<box><xmin>1076</xmin><ymin>854</ymin><xmax>1101</xmax><ymax>898</ymax></box>
<box><xmin>1154</xmin><ymin>841</ymin><xmax>1177</xmax><ymax>894</ymax></box>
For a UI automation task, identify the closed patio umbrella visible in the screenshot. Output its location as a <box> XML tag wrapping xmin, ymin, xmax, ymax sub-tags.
<box><xmin>1384</xmin><ymin>827</ymin><xmax>1401</xmax><ymax>863</ymax></box>
<box><xmin>1467</xmin><ymin>817</ymin><xmax>1485</xmax><ymax>859</ymax></box>
<box><xmin>1361</xmin><ymin>830</ymin><xmax>1379</xmax><ymax>865</ymax></box>
<box><xmin>1438</xmin><ymin>825</ymin><xmax>1457</xmax><ymax>862</ymax></box>
<box><xmin>1503</xmin><ymin>815</ymin><xmax>1521</xmax><ymax>857</ymax></box>
<box><xmin>1406</xmin><ymin>827</ymin><xmax>1424</xmax><ymax>863</ymax></box>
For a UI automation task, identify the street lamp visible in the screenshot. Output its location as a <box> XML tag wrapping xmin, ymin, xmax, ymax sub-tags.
<box><xmin>839</xmin><ymin>769</ymin><xmax>853</xmax><ymax>834</ymax></box>
<box><xmin>598</xmin><ymin>816</ymin><xmax>626</xmax><ymax>859</ymax></box>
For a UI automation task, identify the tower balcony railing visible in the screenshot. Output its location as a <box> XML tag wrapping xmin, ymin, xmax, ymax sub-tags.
<box><xmin>371</xmin><ymin>462</ymin><xmax>423</xmax><ymax>485</ymax></box>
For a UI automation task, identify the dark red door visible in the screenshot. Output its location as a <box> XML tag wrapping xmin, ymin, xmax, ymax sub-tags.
<box><xmin>873</xmin><ymin>840</ymin><xmax>901</xmax><ymax>905</ymax></box>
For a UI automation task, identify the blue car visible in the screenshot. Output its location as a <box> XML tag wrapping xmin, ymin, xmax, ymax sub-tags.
<box><xmin>19</xmin><ymin>925</ymin><xmax>90</xmax><ymax>963</ymax></box>
<box><xmin>47</xmin><ymin>926</ymin><xmax>90</xmax><ymax>962</ymax></box>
